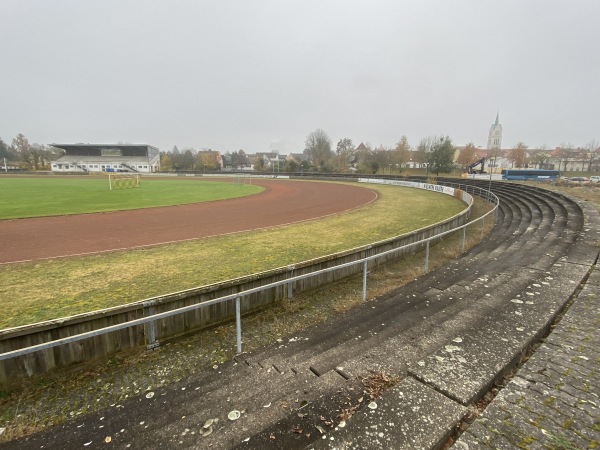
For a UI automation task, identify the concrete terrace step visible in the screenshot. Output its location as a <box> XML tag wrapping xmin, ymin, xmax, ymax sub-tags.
<box><xmin>408</xmin><ymin>259</ymin><xmax>590</xmax><ymax>405</ymax></box>
<box><xmin>306</xmin><ymin>377</ymin><xmax>467</xmax><ymax>450</ymax></box>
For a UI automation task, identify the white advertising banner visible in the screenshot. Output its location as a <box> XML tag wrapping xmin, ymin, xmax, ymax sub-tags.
<box><xmin>358</xmin><ymin>178</ymin><xmax>455</xmax><ymax>196</ymax></box>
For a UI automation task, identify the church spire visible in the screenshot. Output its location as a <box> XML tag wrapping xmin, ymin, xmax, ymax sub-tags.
<box><xmin>487</xmin><ymin>111</ymin><xmax>503</xmax><ymax>150</ymax></box>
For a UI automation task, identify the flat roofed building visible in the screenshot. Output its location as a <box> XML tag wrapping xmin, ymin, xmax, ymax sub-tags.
<box><xmin>50</xmin><ymin>144</ymin><xmax>160</xmax><ymax>173</ymax></box>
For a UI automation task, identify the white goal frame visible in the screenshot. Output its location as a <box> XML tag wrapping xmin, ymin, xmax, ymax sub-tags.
<box><xmin>108</xmin><ymin>173</ymin><xmax>141</xmax><ymax>190</ymax></box>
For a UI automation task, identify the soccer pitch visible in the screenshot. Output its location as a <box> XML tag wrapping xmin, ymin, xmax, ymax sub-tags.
<box><xmin>0</xmin><ymin>176</ymin><xmax>263</xmax><ymax>219</ymax></box>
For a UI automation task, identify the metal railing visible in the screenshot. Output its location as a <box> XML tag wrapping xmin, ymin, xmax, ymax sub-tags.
<box><xmin>0</xmin><ymin>180</ymin><xmax>498</xmax><ymax>362</ymax></box>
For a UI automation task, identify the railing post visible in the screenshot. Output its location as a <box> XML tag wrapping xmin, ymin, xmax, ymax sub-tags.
<box><xmin>362</xmin><ymin>260</ymin><xmax>368</xmax><ymax>304</ymax></box>
<box><xmin>424</xmin><ymin>241</ymin><xmax>430</xmax><ymax>273</ymax></box>
<box><xmin>143</xmin><ymin>302</ymin><xmax>158</xmax><ymax>349</ymax></box>
<box><xmin>461</xmin><ymin>227</ymin><xmax>466</xmax><ymax>253</ymax></box>
<box><xmin>287</xmin><ymin>266</ymin><xmax>294</xmax><ymax>299</ymax></box>
<box><xmin>481</xmin><ymin>217</ymin><xmax>485</xmax><ymax>239</ymax></box>
<box><xmin>235</xmin><ymin>297</ymin><xmax>242</xmax><ymax>354</ymax></box>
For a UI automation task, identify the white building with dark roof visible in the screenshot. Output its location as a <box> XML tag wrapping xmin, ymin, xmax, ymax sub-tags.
<box><xmin>50</xmin><ymin>144</ymin><xmax>160</xmax><ymax>173</ymax></box>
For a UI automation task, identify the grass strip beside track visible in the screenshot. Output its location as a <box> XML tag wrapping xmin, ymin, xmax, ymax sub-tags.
<box><xmin>0</xmin><ymin>184</ymin><xmax>465</xmax><ymax>329</ymax></box>
<box><xmin>0</xmin><ymin>177</ymin><xmax>263</xmax><ymax>219</ymax></box>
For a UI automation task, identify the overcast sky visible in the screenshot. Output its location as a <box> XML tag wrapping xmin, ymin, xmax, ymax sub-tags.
<box><xmin>1</xmin><ymin>1</ymin><xmax>598</xmax><ymax>154</ymax></box>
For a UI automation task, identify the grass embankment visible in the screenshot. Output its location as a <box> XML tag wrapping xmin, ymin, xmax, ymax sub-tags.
<box><xmin>0</xmin><ymin>177</ymin><xmax>262</xmax><ymax>219</ymax></box>
<box><xmin>0</xmin><ymin>184</ymin><xmax>465</xmax><ymax>329</ymax></box>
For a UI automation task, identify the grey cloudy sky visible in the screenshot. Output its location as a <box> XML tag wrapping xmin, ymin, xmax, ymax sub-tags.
<box><xmin>1</xmin><ymin>1</ymin><xmax>598</xmax><ymax>154</ymax></box>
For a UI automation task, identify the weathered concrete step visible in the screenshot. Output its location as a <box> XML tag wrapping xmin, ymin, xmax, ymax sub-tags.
<box><xmin>408</xmin><ymin>260</ymin><xmax>590</xmax><ymax>406</ymax></box>
<box><xmin>194</xmin><ymin>369</ymin><xmax>350</xmax><ymax>449</ymax></box>
<box><xmin>3</xmin><ymin>356</ymin><xmax>318</xmax><ymax>449</ymax></box>
<box><xmin>305</xmin><ymin>377</ymin><xmax>466</xmax><ymax>450</ymax></box>
<box><xmin>238</xmin><ymin>284</ymin><xmax>442</xmax><ymax>378</ymax></box>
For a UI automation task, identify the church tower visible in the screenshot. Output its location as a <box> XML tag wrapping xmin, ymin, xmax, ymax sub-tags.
<box><xmin>487</xmin><ymin>112</ymin><xmax>503</xmax><ymax>150</ymax></box>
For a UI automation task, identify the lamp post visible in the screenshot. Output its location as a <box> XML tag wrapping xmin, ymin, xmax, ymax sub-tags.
<box><xmin>488</xmin><ymin>157</ymin><xmax>493</xmax><ymax>203</ymax></box>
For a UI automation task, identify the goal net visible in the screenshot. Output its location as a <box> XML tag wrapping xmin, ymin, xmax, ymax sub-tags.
<box><xmin>234</xmin><ymin>175</ymin><xmax>252</xmax><ymax>185</ymax></box>
<box><xmin>109</xmin><ymin>173</ymin><xmax>141</xmax><ymax>190</ymax></box>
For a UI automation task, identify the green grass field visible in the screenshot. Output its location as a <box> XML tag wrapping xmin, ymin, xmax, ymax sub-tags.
<box><xmin>0</xmin><ymin>181</ymin><xmax>467</xmax><ymax>328</ymax></box>
<box><xmin>0</xmin><ymin>176</ymin><xmax>263</xmax><ymax>219</ymax></box>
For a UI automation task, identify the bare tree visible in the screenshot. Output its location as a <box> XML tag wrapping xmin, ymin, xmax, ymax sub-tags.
<box><xmin>11</xmin><ymin>133</ymin><xmax>30</xmax><ymax>155</ymax></box>
<box><xmin>583</xmin><ymin>139</ymin><xmax>600</xmax><ymax>171</ymax></box>
<box><xmin>370</xmin><ymin>145</ymin><xmax>393</xmax><ymax>173</ymax></box>
<box><xmin>394</xmin><ymin>136</ymin><xmax>411</xmax><ymax>169</ymax></box>
<box><xmin>335</xmin><ymin>138</ymin><xmax>354</xmax><ymax>172</ymax></box>
<box><xmin>304</xmin><ymin>129</ymin><xmax>333</xmax><ymax>171</ymax></box>
<box><xmin>508</xmin><ymin>142</ymin><xmax>528</xmax><ymax>168</ymax></box>
<box><xmin>415</xmin><ymin>136</ymin><xmax>435</xmax><ymax>173</ymax></box>
<box><xmin>487</xmin><ymin>147</ymin><xmax>503</xmax><ymax>170</ymax></box>
<box><xmin>556</xmin><ymin>143</ymin><xmax>576</xmax><ymax>171</ymax></box>
<box><xmin>529</xmin><ymin>144</ymin><xmax>551</xmax><ymax>169</ymax></box>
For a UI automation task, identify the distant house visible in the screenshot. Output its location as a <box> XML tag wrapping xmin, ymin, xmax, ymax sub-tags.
<box><xmin>50</xmin><ymin>144</ymin><xmax>160</xmax><ymax>173</ymax></box>
<box><xmin>286</xmin><ymin>153</ymin><xmax>308</xmax><ymax>164</ymax></box>
<box><xmin>197</xmin><ymin>150</ymin><xmax>223</xmax><ymax>170</ymax></box>
<box><xmin>452</xmin><ymin>146</ymin><xmax>600</xmax><ymax>173</ymax></box>
<box><xmin>250</xmin><ymin>152</ymin><xmax>286</xmax><ymax>171</ymax></box>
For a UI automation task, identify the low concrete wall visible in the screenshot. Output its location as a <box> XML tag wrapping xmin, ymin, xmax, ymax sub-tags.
<box><xmin>0</xmin><ymin>183</ymin><xmax>473</xmax><ymax>383</ymax></box>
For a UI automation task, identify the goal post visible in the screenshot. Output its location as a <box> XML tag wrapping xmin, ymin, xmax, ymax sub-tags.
<box><xmin>234</xmin><ymin>174</ymin><xmax>252</xmax><ymax>185</ymax></box>
<box><xmin>108</xmin><ymin>173</ymin><xmax>141</xmax><ymax>190</ymax></box>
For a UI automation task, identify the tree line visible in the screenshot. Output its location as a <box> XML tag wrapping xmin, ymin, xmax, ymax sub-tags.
<box><xmin>3</xmin><ymin>131</ymin><xmax>598</xmax><ymax>173</ymax></box>
<box><xmin>303</xmin><ymin>129</ymin><xmax>456</xmax><ymax>175</ymax></box>
<box><xmin>0</xmin><ymin>133</ymin><xmax>60</xmax><ymax>170</ymax></box>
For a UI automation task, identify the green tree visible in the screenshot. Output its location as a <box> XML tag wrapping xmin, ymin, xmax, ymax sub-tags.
<box><xmin>255</xmin><ymin>155</ymin><xmax>267</xmax><ymax>172</ymax></box>
<box><xmin>181</xmin><ymin>148</ymin><xmax>196</xmax><ymax>170</ymax></box>
<box><xmin>160</xmin><ymin>152</ymin><xmax>173</xmax><ymax>171</ymax></box>
<box><xmin>299</xmin><ymin>159</ymin><xmax>310</xmax><ymax>171</ymax></box>
<box><xmin>428</xmin><ymin>136</ymin><xmax>455</xmax><ymax>175</ymax></box>
<box><xmin>285</xmin><ymin>159</ymin><xmax>299</xmax><ymax>172</ymax></box>
<box><xmin>304</xmin><ymin>129</ymin><xmax>333</xmax><ymax>171</ymax></box>
<box><xmin>171</xmin><ymin>146</ymin><xmax>183</xmax><ymax>170</ymax></box>
<box><xmin>231</xmin><ymin>149</ymin><xmax>249</xmax><ymax>169</ymax></box>
<box><xmin>0</xmin><ymin>137</ymin><xmax>11</xmax><ymax>160</ymax></box>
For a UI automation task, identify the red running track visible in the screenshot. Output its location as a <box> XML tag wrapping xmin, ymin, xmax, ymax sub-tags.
<box><xmin>0</xmin><ymin>179</ymin><xmax>377</xmax><ymax>264</ymax></box>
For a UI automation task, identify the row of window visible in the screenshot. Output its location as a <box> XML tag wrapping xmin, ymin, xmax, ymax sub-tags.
<box><xmin>52</xmin><ymin>164</ymin><xmax>150</xmax><ymax>169</ymax></box>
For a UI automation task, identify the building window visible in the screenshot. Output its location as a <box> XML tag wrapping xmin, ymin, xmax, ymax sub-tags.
<box><xmin>101</xmin><ymin>148</ymin><xmax>122</xmax><ymax>157</ymax></box>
